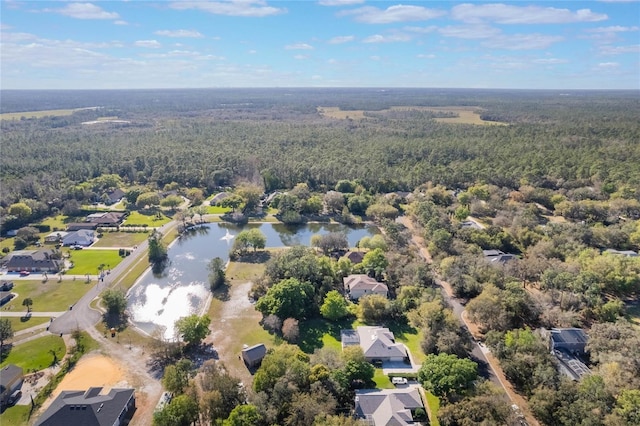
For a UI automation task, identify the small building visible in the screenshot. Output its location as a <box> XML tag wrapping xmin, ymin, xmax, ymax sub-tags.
<box><xmin>344</xmin><ymin>251</ymin><xmax>365</xmax><ymax>265</ymax></box>
<box><xmin>241</xmin><ymin>343</ymin><xmax>267</xmax><ymax>369</ymax></box>
<box><xmin>548</xmin><ymin>328</ymin><xmax>588</xmax><ymax>356</ymax></box>
<box><xmin>5</xmin><ymin>249</ymin><xmax>62</xmax><ymax>273</ymax></box>
<box><xmin>66</xmin><ymin>223</ymin><xmax>99</xmax><ymax>232</ymax></box>
<box><xmin>210</xmin><ymin>192</ymin><xmax>231</xmax><ymax>206</ymax></box>
<box><xmin>61</xmin><ymin>230</ymin><xmax>96</xmax><ymax>247</ymax></box>
<box><xmin>34</xmin><ymin>387</ymin><xmax>135</xmax><ymax>426</ymax></box>
<box><xmin>105</xmin><ymin>189</ymin><xmax>125</xmax><ymax>205</ymax></box>
<box><xmin>0</xmin><ymin>281</ymin><xmax>14</xmax><ymax>291</ymax></box>
<box><xmin>44</xmin><ymin>232</ymin><xmax>69</xmax><ymax>244</ymax></box>
<box><xmin>342</xmin><ymin>327</ymin><xmax>408</xmax><ymax>363</ymax></box>
<box><xmin>0</xmin><ymin>291</ymin><xmax>14</xmax><ymax>306</ymax></box>
<box><xmin>604</xmin><ymin>249</ymin><xmax>638</xmax><ymax>257</ymax></box>
<box><xmin>482</xmin><ymin>249</ymin><xmax>504</xmax><ymax>258</ymax></box>
<box><xmin>86</xmin><ymin>212</ymin><xmax>126</xmax><ymax>226</ymax></box>
<box><xmin>0</xmin><ymin>364</ymin><xmax>24</xmax><ymax>407</ymax></box>
<box><xmin>460</xmin><ymin>220</ymin><xmax>483</xmax><ymax>229</ymax></box>
<box><xmin>355</xmin><ymin>388</ymin><xmax>424</xmax><ymax>426</ymax></box>
<box><xmin>343</xmin><ymin>274</ymin><xmax>388</xmax><ymax>301</ymax></box>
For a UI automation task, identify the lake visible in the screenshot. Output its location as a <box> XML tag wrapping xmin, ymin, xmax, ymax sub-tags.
<box><xmin>127</xmin><ymin>222</ymin><xmax>378</xmax><ymax>339</ymax></box>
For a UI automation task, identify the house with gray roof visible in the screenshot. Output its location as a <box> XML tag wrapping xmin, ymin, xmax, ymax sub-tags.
<box><xmin>4</xmin><ymin>249</ymin><xmax>62</xmax><ymax>273</ymax></box>
<box><xmin>61</xmin><ymin>230</ymin><xmax>96</xmax><ymax>247</ymax></box>
<box><xmin>34</xmin><ymin>387</ymin><xmax>135</xmax><ymax>426</ymax></box>
<box><xmin>604</xmin><ymin>249</ymin><xmax>638</xmax><ymax>257</ymax></box>
<box><xmin>542</xmin><ymin>328</ymin><xmax>591</xmax><ymax>381</ymax></box>
<box><xmin>241</xmin><ymin>343</ymin><xmax>267</xmax><ymax>369</ymax></box>
<box><xmin>342</xmin><ymin>327</ymin><xmax>407</xmax><ymax>363</ymax></box>
<box><xmin>86</xmin><ymin>212</ymin><xmax>126</xmax><ymax>226</ymax></box>
<box><xmin>343</xmin><ymin>274</ymin><xmax>388</xmax><ymax>301</ymax></box>
<box><xmin>355</xmin><ymin>388</ymin><xmax>424</xmax><ymax>426</ymax></box>
<box><xmin>0</xmin><ymin>364</ymin><xmax>23</xmax><ymax>407</ymax></box>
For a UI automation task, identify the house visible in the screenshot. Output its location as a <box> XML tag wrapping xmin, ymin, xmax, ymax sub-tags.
<box><xmin>482</xmin><ymin>249</ymin><xmax>517</xmax><ymax>264</ymax></box>
<box><xmin>548</xmin><ymin>328</ymin><xmax>588</xmax><ymax>356</ymax></box>
<box><xmin>482</xmin><ymin>249</ymin><xmax>504</xmax><ymax>258</ymax></box>
<box><xmin>344</xmin><ymin>251</ymin><xmax>365</xmax><ymax>265</ymax></box>
<box><xmin>355</xmin><ymin>388</ymin><xmax>424</xmax><ymax>426</ymax></box>
<box><xmin>460</xmin><ymin>220</ymin><xmax>482</xmax><ymax>229</ymax></box>
<box><xmin>105</xmin><ymin>189</ymin><xmax>125</xmax><ymax>205</ymax></box>
<box><xmin>5</xmin><ymin>249</ymin><xmax>62</xmax><ymax>273</ymax></box>
<box><xmin>34</xmin><ymin>387</ymin><xmax>135</xmax><ymax>426</ymax></box>
<box><xmin>44</xmin><ymin>232</ymin><xmax>68</xmax><ymax>244</ymax></box>
<box><xmin>343</xmin><ymin>274</ymin><xmax>388</xmax><ymax>300</ymax></box>
<box><xmin>210</xmin><ymin>192</ymin><xmax>231</xmax><ymax>206</ymax></box>
<box><xmin>0</xmin><ymin>281</ymin><xmax>14</xmax><ymax>291</ymax></box>
<box><xmin>604</xmin><ymin>249</ymin><xmax>638</xmax><ymax>257</ymax></box>
<box><xmin>86</xmin><ymin>212</ymin><xmax>126</xmax><ymax>226</ymax></box>
<box><xmin>66</xmin><ymin>223</ymin><xmax>99</xmax><ymax>232</ymax></box>
<box><xmin>0</xmin><ymin>291</ymin><xmax>14</xmax><ymax>306</ymax></box>
<box><xmin>342</xmin><ymin>327</ymin><xmax>408</xmax><ymax>363</ymax></box>
<box><xmin>0</xmin><ymin>364</ymin><xmax>24</xmax><ymax>407</ymax></box>
<box><xmin>241</xmin><ymin>343</ymin><xmax>267</xmax><ymax>368</ymax></box>
<box><xmin>61</xmin><ymin>230</ymin><xmax>96</xmax><ymax>247</ymax></box>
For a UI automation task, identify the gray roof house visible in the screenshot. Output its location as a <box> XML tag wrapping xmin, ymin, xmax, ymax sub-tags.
<box><xmin>66</xmin><ymin>223</ymin><xmax>99</xmax><ymax>232</ymax></box>
<box><xmin>342</xmin><ymin>327</ymin><xmax>407</xmax><ymax>363</ymax></box>
<box><xmin>355</xmin><ymin>388</ymin><xmax>424</xmax><ymax>426</ymax></box>
<box><xmin>343</xmin><ymin>274</ymin><xmax>388</xmax><ymax>301</ymax></box>
<box><xmin>61</xmin><ymin>230</ymin><xmax>96</xmax><ymax>247</ymax></box>
<box><xmin>544</xmin><ymin>328</ymin><xmax>590</xmax><ymax>381</ymax></box>
<box><xmin>604</xmin><ymin>249</ymin><xmax>638</xmax><ymax>257</ymax></box>
<box><xmin>210</xmin><ymin>192</ymin><xmax>231</xmax><ymax>206</ymax></box>
<box><xmin>86</xmin><ymin>212</ymin><xmax>126</xmax><ymax>226</ymax></box>
<box><xmin>241</xmin><ymin>343</ymin><xmax>267</xmax><ymax>369</ymax></box>
<box><xmin>34</xmin><ymin>387</ymin><xmax>135</xmax><ymax>426</ymax></box>
<box><xmin>5</xmin><ymin>249</ymin><xmax>62</xmax><ymax>273</ymax></box>
<box><xmin>0</xmin><ymin>364</ymin><xmax>23</xmax><ymax>407</ymax></box>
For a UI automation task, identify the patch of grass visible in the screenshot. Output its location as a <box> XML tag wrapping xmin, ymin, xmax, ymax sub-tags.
<box><xmin>38</xmin><ymin>215</ymin><xmax>82</xmax><ymax>232</ymax></box>
<box><xmin>66</xmin><ymin>249</ymin><xmax>123</xmax><ymax>275</ymax></box>
<box><xmin>1</xmin><ymin>335</ymin><xmax>65</xmax><ymax>372</ymax></box>
<box><xmin>5</xmin><ymin>279</ymin><xmax>94</xmax><ymax>312</ymax></box>
<box><xmin>425</xmin><ymin>390</ymin><xmax>441</xmax><ymax>426</ymax></box>
<box><xmin>0</xmin><ymin>108</ymin><xmax>78</xmax><ymax>120</ymax></box>
<box><xmin>206</xmin><ymin>205</ymin><xmax>232</xmax><ymax>214</ymax></box>
<box><xmin>298</xmin><ymin>318</ymin><xmax>357</xmax><ymax>354</ymax></box>
<box><xmin>0</xmin><ymin>404</ymin><xmax>30</xmax><ymax>426</ymax></box>
<box><xmin>226</xmin><ymin>260</ymin><xmax>266</xmax><ymax>282</ymax></box>
<box><xmin>6</xmin><ymin>316</ymin><xmax>49</xmax><ymax>332</ymax></box>
<box><xmin>93</xmin><ymin>231</ymin><xmax>148</xmax><ymax>248</ymax></box>
<box><xmin>373</xmin><ymin>369</ymin><xmax>394</xmax><ymax>389</ymax></box>
<box><xmin>125</xmin><ymin>211</ymin><xmax>171</xmax><ymax>227</ymax></box>
<box><xmin>0</xmin><ymin>237</ymin><xmax>14</xmax><ymax>252</ymax></box>
<box><xmin>389</xmin><ymin>322</ymin><xmax>425</xmax><ymax>363</ymax></box>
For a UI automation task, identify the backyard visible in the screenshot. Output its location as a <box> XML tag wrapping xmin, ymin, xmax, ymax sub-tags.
<box><xmin>66</xmin><ymin>249</ymin><xmax>123</xmax><ymax>275</ymax></box>
<box><xmin>1</xmin><ymin>335</ymin><xmax>65</xmax><ymax>372</ymax></box>
<box><xmin>3</xmin><ymin>279</ymin><xmax>95</xmax><ymax>313</ymax></box>
<box><xmin>92</xmin><ymin>231</ymin><xmax>148</xmax><ymax>248</ymax></box>
<box><xmin>124</xmin><ymin>211</ymin><xmax>171</xmax><ymax>227</ymax></box>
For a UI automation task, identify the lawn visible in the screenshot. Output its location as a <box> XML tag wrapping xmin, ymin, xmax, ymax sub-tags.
<box><xmin>1</xmin><ymin>335</ymin><xmax>65</xmax><ymax>372</ymax></box>
<box><xmin>38</xmin><ymin>215</ymin><xmax>83</xmax><ymax>232</ymax></box>
<box><xmin>389</xmin><ymin>323</ymin><xmax>425</xmax><ymax>364</ymax></box>
<box><xmin>124</xmin><ymin>211</ymin><xmax>171</xmax><ymax>227</ymax></box>
<box><xmin>0</xmin><ymin>108</ymin><xmax>78</xmax><ymax>120</ymax></box>
<box><xmin>92</xmin><ymin>231</ymin><xmax>149</xmax><ymax>248</ymax></box>
<box><xmin>5</xmin><ymin>316</ymin><xmax>49</xmax><ymax>332</ymax></box>
<box><xmin>373</xmin><ymin>369</ymin><xmax>394</xmax><ymax>389</ymax></box>
<box><xmin>205</xmin><ymin>205</ymin><xmax>232</xmax><ymax>214</ymax></box>
<box><xmin>66</xmin><ymin>249</ymin><xmax>123</xmax><ymax>275</ymax></box>
<box><xmin>4</xmin><ymin>279</ymin><xmax>95</xmax><ymax>312</ymax></box>
<box><xmin>425</xmin><ymin>390</ymin><xmax>441</xmax><ymax>426</ymax></box>
<box><xmin>0</xmin><ymin>404</ymin><xmax>30</xmax><ymax>426</ymax></box>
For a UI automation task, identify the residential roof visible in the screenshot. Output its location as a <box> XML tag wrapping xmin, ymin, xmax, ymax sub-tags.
<box><xmin>106</xmin><ymin>189</ymin><xmax>125</xmax><ymax>202</ymax></box>
<box><xmin>4</xmin><ymin>249</ymin><xmax>62</xmax><ymax>271</ymax></box>
<box><xmin>482</xmin><ymin>249</ymin><xmax>504</xmax><ymax>257</ymax></box>
<box><xmin>357</xmin><ymin>327</ymin><xmax>407</xmax><ymax>360</ymax></box>
<box><xmin>355</xmin><ymin>388</ymin><xmax>423</xmax><ymax>426</ymax></box>
<box><xmin>344</xmin><ymin>274</ymin><xmax>388</xmax><ymax>293</ymax></box>
<box><xmin>86</xmin><ymin>212</ymin><xmax>126</xmax><ymax>224</ymax></box>
<box><xmin>0</xmin><ymin>364</ymin><xmax>23</xmax><ymax>391</ymax></box>
<box><xmin>66</xmin><ymin>223</ymin><xmax>99</xmax><ymax>231</ymax></box>
<box><xmin>550</xmin><ymin>328</ymin><xmax>588</xmax><ymax>346</ymax></box>
<box><xmin>61</xmin><ymin>230</ymin><xmax>95</xmax><ymax>246</ymax></box>
<box><xmin>490</xmin><ymin>253</ymin><xmax>517</xmax><ymax>264</ymax></box>
<box><xmin>34</xmin><ymin>387</ymin><xmax>134</xmax><ymax>426</ymax></box>
<box><xmin>210</xmin><ymin>192</ymin><xmax>231</xmax><ymax>205</ymax></box>
<box><xmin>344</xmin><ymin>251</ymin><xmax>365</xmax><ymax>264</ymax></box>
<box><xmin>340</xmin><ymin>329</ymin><xmax>361</xmax><ymax>347</ymax></box>
<box><xmin>604</xmin><ymin>249</ymin><xmax>638</xmax><ymax>257</ymax></box>
<box><xmin>241</xmin><ymin>343</ymin><xmax>267</xmax><ymax>364</ymax></box>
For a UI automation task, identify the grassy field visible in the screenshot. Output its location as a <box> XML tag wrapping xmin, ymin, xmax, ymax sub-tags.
<box><xmin>425</xmin><ymin>391</ymin><xmax>441</xmax><ymax>426</ymax></box>
<box><xmin>92</xmin><ymin>231</ymin><xmax>149</xmax><ymax>248</ymax></box>
<box><xmin>373</xmin><ymin>369</ymin><xmax>394</xmax><ymax>389</ymax></box>
<box><xmin>0</xmin><ymin>108</ymin><xmax>78</xmax><ymax>120</ymax></box>
<box><xmin>4</xmin><ymin>279</ymin><xmax>95</xmax><ymax>312</ymax></box>
<box><xmin>5</xmin><ymin>316</ymin><xmax>49</xmax><ymax>332</ymax></box>
<box><xmin>389</xmin><ymin>323</ymin><xmax>425</xmax><ymax>364</ymax></box>
<box><xmin>66</xmin><ymin>249</ymin><xmax>123</xmax><ymax>275</ymax></box>
<box><xmin>124</xmin><ymin>211</ymin><xmax>171</xmax><ymax>227</ymax></box>
<box><xmin>206</xmin><ymin>205</ymin><xmax>232</xmax><ymax>214</ymax></box>
<box><xmin>0</xmin><ymin>404</ymin><xmax>30</xmax><ymax>426</ymax></box>
<box><xmin>1</xmin><ymin>335</ymin><xmax>65</xmax><ymax>372</ymax></box>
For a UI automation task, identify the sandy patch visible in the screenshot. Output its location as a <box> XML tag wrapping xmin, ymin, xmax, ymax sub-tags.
<box><xmin>50</xmin><ymin>353</ymin><xmax>127</xmax><ymax>399</ymax></box>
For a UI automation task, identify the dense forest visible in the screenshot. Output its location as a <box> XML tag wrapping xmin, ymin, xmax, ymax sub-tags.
<box><xmin>1</xmin><ymin>89</ymin><xmax>639</xmax><ymax>222</ymax></box>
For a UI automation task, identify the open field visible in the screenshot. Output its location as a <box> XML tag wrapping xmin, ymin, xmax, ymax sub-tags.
<box><xmin>0</xmin><ymin>404</ymin><xmax>30</xmax><ymax>425</ymax></box>
<box><xmin>5</xmin><ymin>316</ymin><xmax>50</xmax><ymax>332</ymax></box>
<box><xmin>1</xmin><ymin>335</ymin><xmax>65</xmax><ymax>372</ymax></box>
<box><xmin>205</xmin><ymin>205</ymin><xmax>232</xmax><ymax>214</ymax></box>
<box><xmin>0</xmin><ymin>108</ymin><xmax>78</xmax><ymax>120</ymax></box>
<box><xmin>3</xmin><ymin>279</ymin><xmax>94</xmax><ymax>312</ymax></box>
<box><xmin>93</xmin><ymin>231</ymin><xmax>149</xmax><ymax>248</ymax></box>
<box><xmin>66</xmin><ymin>249</ymin><xmax>123</xmax><ymax>275</ymax></box>
<box><xmin>318</xmin><ymin>105</ymin><xmax>507</xmax><ymax>125</ymax></box>
<box><xmin>124</xmin><ymin>211</ymin><xmax>170</xmax><ymax>227</ymax></box>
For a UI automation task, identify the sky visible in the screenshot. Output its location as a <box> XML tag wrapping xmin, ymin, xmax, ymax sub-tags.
<box><xmin>1</xmin><ymin>0</ymin><xmax>639</xmax><ymax>90</ymax></box>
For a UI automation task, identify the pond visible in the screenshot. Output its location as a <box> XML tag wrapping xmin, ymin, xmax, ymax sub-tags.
<box><xmin>127</xmin><ymin>222</ymin><xmax>378</xmax><ymax>339</ymax></box>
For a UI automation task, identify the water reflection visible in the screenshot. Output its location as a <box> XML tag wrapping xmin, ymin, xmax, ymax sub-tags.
<box><xmin>128</xmin><ymin>222</ymin><xmax>377</xmax><ymax>339</ymax></box>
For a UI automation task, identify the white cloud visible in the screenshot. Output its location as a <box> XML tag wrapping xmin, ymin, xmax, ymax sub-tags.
<box><xmin>328</xmin><ymin>35</ymin><xmax>355</xmax><ymax>44</ymax></box>
<box><xmin>482</xmin><ymin>34</ymin><xmax>563</xmax><ymax>50</ymax></box>
<box><xmin>53</xmin><ymin>3</ymin><xmax>120</xmax><ymax>20</ymax></box>
<box><xmin>293</xmin><ymin>54</ymin><xmax>309</xmax><ymax>60</ymax></box>
<box><xmin>439</xmin><ymin>25</ymin><xmax>501</xmax><ymax>39</ymax></box>
<box><xmin>135</xmin><ymin>40</ymin><xmax>162</xmax><ymax>49</ymax></box>
<box><xmin>452</xmin><ymin>3</ymin><xmax>607</xmax><ymax>24</ymax></box>
<box><xmin>362</xmin><ymin>34</ymin><xmax>412</xmax><ymax>43</ymax></box>
<box><xmin>318</xmin><ymin>0</ymin><xmax>364</xmax><ymax>5</ymax></box>
<box><xmin>599</xmin><ymin>44</ymin><xmax>640</xmax><ymax>54</ymax></box>
<box><xmin>155</xmin><ymin>29</ymin><xmax>204</xmax><ymax>38</ymax></box>
<box><xmin>417</xmin><ymin>54</ymin><xmax>436</xmax><ymax>59</ymax></box>
<box><xmin>533</xmin><ymin>58</ymin><xmax>568</xmax><ymax>64</ymax></box>
<box><xmin>597</xmin><ymin>62</ymin><xmax>620</xmax><ymax>68</ymax></box>
<box><xmin>587</xmin><ymin>26</ymin><xmax>639</xmax><ymax>33</ymax></box>
<box><xmin>114</xmin><ymin>20</ymin><xmax>128</xmax><ymax>26</ymax></box>
<box><xmin>248</xmin><ymin>49</ymin><xmax>257</xmax><ymax>54</ymax></box>
<box><xmin>170</xmin><ymin>0</ymin><xmax>286</xmax><ymax>17</ymax></box>
<box><xmin>370</xmin><ymin>55</ymin><xmax>381</xmax><ymax>61</ymax></box>
<box><xmin>340</xmin><ymin>5</ymin><xmax>445</xmax><ymax>24</ymax></box>
<box><xmin>285</xmin><ymin>43</ymin><xmax>314</xmax><ymax>50</ymax></box>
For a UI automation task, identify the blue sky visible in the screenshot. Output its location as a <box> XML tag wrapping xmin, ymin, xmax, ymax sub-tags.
<box><xmin>1</xmin><ymin>1</ymin><xmax>639</xmax><ymax>89</ymax></box>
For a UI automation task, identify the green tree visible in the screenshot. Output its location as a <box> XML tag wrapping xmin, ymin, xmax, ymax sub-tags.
<box><xmin>162</xmin><ymin>359</ymin><xmax>194</xmax><ymax>395</ymax></box>
<box><xmin>219</xmin><ymin>194</ymin><xmax>243</xmax><ymax>212</ymax></box>
<box><xmin>8</xmin><ymin>202</ymin><xmax>32</xmax><ymax>220</ymax></box>
<box><xmin>357</xmin><ymin>294</ymin><xmax>391</xmax><ymax>324</ymax></box>
<box><xmin>246</xmin><ymin>228</ymin><xmax>267</xmax><ymax>252</ymax></box>
<box><xmin>153</xmin><ymin>394</ymin><xmax>199</xmax><ymax>426</ymax></box>
<box><xmin>0</xmin><ymin>318</ymin><xmax>13</xmax><ymax>355</ymax></box>
<box><xmin>160</xmin><ymin>194</ymin><xmax>184</xmax><ymax>210</ymax></box>
<box><xmin>253</xmin><ymin>344</ymin><xmax>311</xmax><ymax>393</ymax></box>
<box><xmin>418</xmin><ymin>353</ymin><xmax>478</xmax><ymax>398</ymax></box>
<box><xmin>175</xmin><ymin>314</ymin><xmax>211</xmax><ymax>347</ymax></box>
<box><xmin>136</xmin><ymin>191</ymin><xmax>161</xmax><ymax>209</ymax></box>
<box><xmin>256</xmin><ymin>278</ymin><xmax>315</xmax><ymax>320</ymax></box>
<box><xmin>208</xmin><ymin>257</ymin><xmax>227</xmax><ymax>291</ymax></box>
<box><xmin>361</xmin><ymin>248</ymin><xmax>388</xmax><ymax>280</ymax></box>
<box><xmin>320</xmin><ymin>290</ymin><xmax>350</xmax><ymax>321</ymax></box>
<box><xmin>148</xmin><ymin>230</ymin><xmax>168</xmax><ymax>265</ymax></box>
<box><xmin>224</xmin><ymin>404</ymin><xmax>261</xmax><ymax>426</ymax></box>
<box><xmin>236</xmin><ymin>183</ymin><xmax>262</xmax><ymax>212</ymax></box>
<box><xmin>101</xmin><ymin>289</ymin><xmax>127</xmax><ymax>317</ymax></box>
<box><xmin>22</xmin><ymin>297</ymin><xmax>33</xmax><ymax>313</ymax></box>
<box><xmin>613</xmin><ymin>389</ymin><xmax>640</xmax><ymax>425</ymax></box>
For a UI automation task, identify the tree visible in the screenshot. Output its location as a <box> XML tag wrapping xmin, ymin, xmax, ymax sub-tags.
<box><xmin>0</xmin><ymin>318</ymin><xmax>13</xmax><ymax>355</ymax></box>
<box><xmin>153</xmin><ymin>394</ymin><xmax>199</xmax><ymax>426</ymax></box>
<box><xmin>8</xmin><ymin>202</ymin><xmax>32</xmax><ymax>220</ymax></box>
<box><xmin>256</xmin><ymin>278</ymin><xmax>315</xmax><ymax>320</ymax></box>
<box><xmin>282</xmin><ymin>318</ymin><xmax>300</xmax><ymax>343</ymax></box>
<box><xmin>357</xmin><ymin>294</ymin><xmax>391</xmax><ymax>324</ymax></box>
<box><xmin>320</xmin><ymin>290</ymin><xmax>350</xmax><ymax>321</ymax></box>
<box><xmin>236</xmin><ymin>183</ymin><xmax>262</xmax><ymax>212</ymax></box>
<box><xmin>246</xmin><ymin>228</ymin><xmax>267</xmax><ymax>252</ymax></box>
<box><xmin>324</xmin><ymin>191</ymin><xmax>345</xmax><ymax>214</ymax></box>
<box><xmin>148</xmin><ymin>230</ymin><xmax>168</xmax><ymax>265</ymax></box>
<box><xmin>22</xmin><ymin>298</ymin><xmax>33</xmax><ymax>313</ymax></box>
<box><xmin>162</xmin><ymin>359</ymin><xmax>194</xmax><ymax>394</ymax></box>
<box><xmin>16</xmin><ymin>226</ymin><xmax>40</xmax><ymax>245</ymax></box>
<box><xmin>208</xmin><ymin>257</ymin><xmax>227</xmax><ymax>290</ymax></box>
<box><xmin>136</xmin><ymin>191</ymin><xmax>161</xmax><ymax>209</ymax></box>
<box><xmin>101</xmin><ymin>289</ymin><xmax>127</xmax><ymax>317</ymax></box>
<box><xmin>219</xmin><ymin>194</ymin><xmax>243</xmax><ymax>212</ymax></box>
<box><xmin>365</xmin><ymin>202</ymin><xmax>399</xmax><ymax>221</ymax></box>
<box><xmin>224</xmin><ymin>404</ymin><xmax>261</xmax><ymax>426</ymax></box>
<box><xmin>175</xmin><ymin>314</ymin><xmax>211</xmax><ymax>347</ymax></box>
<box><xmin>199</xmin><ymin>359</ymin><xmax>246</xmax><ymax>423</ymax></box>
<box><xmin>253</xmin><ymin>344</ymin><xmax>311</xmax><ymax>393</ymax></box>
<box><xmin>361</xmin><ymin>248</ymin><xmax>388</xmax><ymax>280</ymax></box>
<box><xmin>418</xmin><ymin>353</ymin><xmax>478</xmax><ymax>398</ymax></box>
<box><xmin>160</xmin><ymin>194</ymin><xmax>183</xmax><ymax>210</ymax></box>
<box><xmin>312</xmin><ymin>232</ymin><xmax>349</xmax><ymax>255</ymax></box>
<box><xmin>613</xmin><ymin>389</ymin><xmax>640</xmax><ymax>425</ymax></box>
